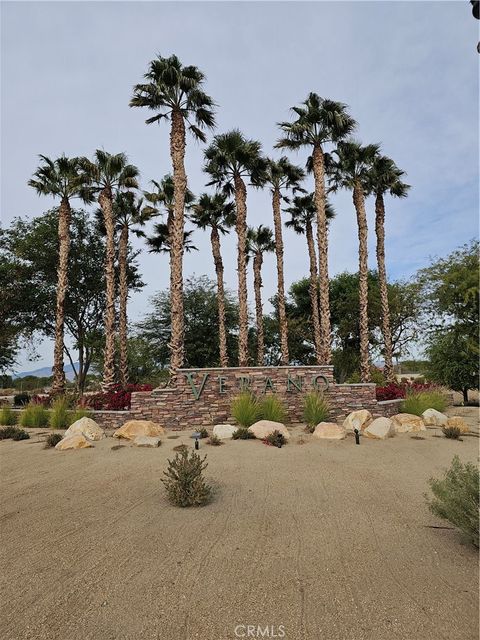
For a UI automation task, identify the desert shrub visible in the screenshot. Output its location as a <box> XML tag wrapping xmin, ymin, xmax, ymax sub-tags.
<box><xmin>44</xmin><ymin>433</ymin><xmax>63</xmax><ymax>448</ymax></box>
<box><xmin>264</xmin><ymin>430</ymin><xmax>287</xmax><ymax>447</ymax></box>
<box><xmin>231</xmin><ymin>392</ymin><xmax>259</xmax><ymax>427</ymax></box>
<box><xmin>232</xmin><ymin>427</ymin><xmax>256</xmax><ymax>440</ymax></box>
<box><xmin>196</xmin><ymin>427</ymin><xmax>209</xmax><ymax>439</ymax></box>
<box><xmin>401</xmin><ymin>390</ymin><xmax>447</xmax><ymax>416</ymax></box>
<box><xmin>162</xmin><ymin>449</ymin><xmax>212</xmax><ymax>507</ymax></box>
<box><xmin>442</xmin><ymin>426</ymin><xmax>461</xmax><ymax>440</ymax></box>
<box><xmin>0</xmin><ymin>406</ymin><xmax>17</xmax><ymax>426</ymax></box>
<box><xmin>258</xmin><ymin>395</ymin><xmax>287</xmax><ymax>423</ymax></box>
<box><xmin>69</xmin><ymin>407</ymin><xmax>91</xmax><ymax>424</ymax></box>
<box><xmin>13</xmin><ymin>393</ymin><xmax>30</xmax><ymax>407</ymax></box>
<box><xmin>426</xmin><ymin>455</ymin><xmax>479</xmax><ymax>547</ymax></box>
<box><xmin>0</xmin><ymin>426</ymin><xmax>19</xmax><ymax>439</ymax></box>
<box><xmin>207</xmin><ymin>434</ymin><xmax>223</xmax><ymax>446</ymax></box>
<box><xmin>302</xmin><ymin>391</ymin><xmax>329</xmax><ymax>431</ymax></box>
<box><xmin>48</xmin><ymin>397</ymin><xmax>71</xmax><ymax>429</ymax></box>
<box><xmin>19</xmin><ymin>403</ymin><xmax>49</xmax><ymax>428</ymax></box>
<box><xmin>376</xmin><ymin>383</ymin><xmax>406</xmax><ymax>401</ymax></box>
<box><xmin>12</xmin><ymin>429</ymin><xmax>30</xmax><ymax>441</ymax></box>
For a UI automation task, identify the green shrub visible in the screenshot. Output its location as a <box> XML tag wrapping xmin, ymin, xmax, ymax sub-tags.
<box><xmin>264</xmin><ymin>430</ymin><xmax>287</xmax><ymax>447</ymax></box>
<box><xmin>401</xmin><ymin>390</ymin><xmax>447</xmax><ymax>416</ymax></box>
<box><xmin>44</xmin><ymin>433</ymin><xmax>63</xmax><ymax>448</ymax></box>
<box><xmin>302</xmin><ymin>391</ymin><xmax>329</xmax><ymax>431</ymax></box>
<box><xmin>196</xmin><ymin>427</ymin><xmax>209</xmax><ymax>439</ymax></box>
<box><xmin>231</xmin><ymin>392</ymin><xmax>260</xmax><ymax>427</ymax></box>
<box><xmin>19</xmin><ymin>403</ymin><xmax>49</xmax><ymax>428</ymax></box>
<box><xmin>69</xmin><ymin>407</ymin><xmax>91</xmax><ymax>424</ymax></box>
<box><xmin>162</xmin><ymin>449</ymin><xmax>212</xmax><ymax>507</ymax></box>
<box><xmin>13</xmin><ymin>393</ymin><xmax>30</xmax><ymax>407</ymax></box>
<box><xmin>426</xmin><ymin>455</ymin><xmax>479</xmax><ymax>547</ymax></box>
<box><xmin>232</xmin><ymin>427</ymin><xmax>256</xmax><ymax>440</ymax></box>
<box><xmin>207</xmin><ymin>434</ymin><xmax>223</xmax><ymax>446</ymax></box>
<box><xmin>49</xmin><ymin>397</ymin><xmax>71</xmax><ymax>429</ymax></box>
<box><xmin>0</xmin><ymin>406</ymin><xmax>17</xmax><ymax>426</ymax></box>
<box><xmin>12</xmin><ymin>429</ymin><xmax>30</xmax><ymax>441</ymax></box>
<box><xmin>258</xmin><ymin>395</ymin><xmax>287</xmax><ymax>423</ymax></box>
<box><xmin>442</xmin><ymin>426</ymin><xmax>461</xmax><ymax>440</ymax></box>
<box><xmin>0</xmin><ymin>426</ymin><xmax>19</xmax><ymax>439</ymax></box>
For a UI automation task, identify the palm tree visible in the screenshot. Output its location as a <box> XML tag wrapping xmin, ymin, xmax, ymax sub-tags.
<box><xmin>276</xmin><ymin>93</ymin><xmax>356</xmax><ymax>364</ymax></box>
<box><xmin>143</xmin><ymin>174</ymin><xmax>195</xmax><ymax>239</ymax></box>
<box><xmin>204</xmin><ymin>130</ymin><xmax>268</xmax><ymax>366</ymax></box>
<box><xmin>80</xmin><ymin>150</ymin><xmax>139</xmax><ymax>391</ymax></box>
<box><xmin>264</xmin><ymin>157</ymin><xmax>305</xmax><ymax>365</ymax></box>
<box><xmin>285</xmin><ymin>194</ymin><xmax>335</xmax><ymax>363</ymax></box>
<box><xmin>191</xmin><ymin>193</ymin><xmax>235</xmax><ymax>366</ymax></box>
<box><xmin>146</xmin><ymin>224</ymin><xmax>197</xmax><ymax>254</ymax></box>
<box><xmin>368</xmin><ymin>155</ymin><xmax>410</xmax><ymax>382</ymax></box>
<box><xmin>246</xmin><ymin>225</ymin><xmax>275</xmax><ymax>365</ymax></box>
<box><xmin>28</xmin><ymin>155</ymin><xmax>89</xmax><ymax>395</ymax></box>
<box><xmin>130</xmin><ymin>54</ymin><xmax>215</xmax><ymax>372</ymax></box>
<box><xmin>326</xmin><ymin>141</ymin><xmax>380</xmax><ymax>382</ymax></box>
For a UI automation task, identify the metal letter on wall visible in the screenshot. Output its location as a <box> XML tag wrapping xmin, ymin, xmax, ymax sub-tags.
<box><xmin>185</xmin><ymin>372</ymin><xmax>210</xmax><ymax>400</ymax></box>
<box><xmin>312</xmin><ymin>374</ymin><xmax>329</xmax><ymax>391</ymax></box>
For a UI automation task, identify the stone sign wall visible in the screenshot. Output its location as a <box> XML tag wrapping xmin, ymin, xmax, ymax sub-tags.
<box><xmin>129</xmin><ymin>366</ymin><xmax>396</xmax><ymax>430</ymax></box>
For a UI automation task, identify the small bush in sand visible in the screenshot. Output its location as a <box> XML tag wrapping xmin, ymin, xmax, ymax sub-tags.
<box><xmin>232</xmin><ymin>427</ymin><xmax>256</xmax><ymax>440</ymax></box>
<box><xmin>207</xmin><ymin>434</ymin><xmax>223</xmax><ymax>446</ymax></box>
<box><xmin>442</xmin><ymin>426</ymin><xmax>461</xmax><ymax>440</ymax></box>
<box><xmin>401</xmin><ymin>390</ymin><xmax>446</xmax><ymax>416</ymax></box>
<box><xmin>196</xmin><ymin>427</ymin><xmax>209</xmax><ymax>439</ymax></box>
<box><xmin>19</xmin><ymin>403</ymin><xmax>49</xmax><ymax>428</ymax></box>
<box><xmin>426</xmin><ymin>455</ymin><xmax>479</xmax><ymax>547</ymax></box>
<box><xmin>45</xmin><ymin>433</ymin><xmax>63</xmax><ymax>448</ymax></box>
<box><xmin>231</xmin><ymin>392</ymin><xmax>260</xmax><ymax>427</ymax></box>
<box><xmin>302</xmin><ymin>391</ymin><xmax>329</xmax><ymax>432</ymax></box>
<box><xmin>49</xmin><ymin>397</ymin><xmax>71</xmax><ymax>429</ymax></box>
<box><xmin>0</xmin><ymin>406</ymin><xmax>17</xmax><ymax>426</ymax></box>
<box><xmin>0</xmin><ymin>426</ymin><xmax>20</xmax><ymax>440</ymax></box>
<box><xmin>12</xmin><ymin>428</ymin><xmax>30</xmax><ymax>441</ymax></box>
<box><xmin>264</xmin><ymin>430</ymin><xmax>287</xmax><ymax>447</ymax></box>
<box><xmin>162</xmin><ymin>449</ymin><xmax>212</xmax><ymax>508</ymax></box>
<box><xmin>258</xmin><ymin>395</ymin><xmax>287</xmax><ymax>423</ymax></box>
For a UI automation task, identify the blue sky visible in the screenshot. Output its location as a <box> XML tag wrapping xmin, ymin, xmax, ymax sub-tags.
<box><xmin>1</xmin><ymin>1</ymin><xmax>478</xmax><ymax>372</ymax></box>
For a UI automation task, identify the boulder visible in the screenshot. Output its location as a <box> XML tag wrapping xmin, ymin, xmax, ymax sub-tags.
<box><xmin>343</xmin><ymin>410</ymin><xmax>372</xmax><ymax>432</ymax></box>
<box><xmin>391</xmin><ymin>413</ymin><xmax>426</xmax><ymax>433</ymax></box>
<box><xmin>313</xmin><ymin>422</ymin><xmax>347</xmax><ymax>440</ymax></box>
<box><xmin>364</xmin><ymin>417</ymin><xmax>395</xmax><ymax>440</ymax></box>
<box><xmin>446</xmin><ymin>416</ymin><xmax>470</xmax><ymax>433</ymax></box>
<box><xmin>212</xmin><ymin>424</ymin><xmax>238</xmax><ymax>440</ymax></box>
<box><xmin>422</xmin><ymin>408</ymin><xmax>448</xmax><ymax>427</ymax></box>
<box><xmin>113</xmin><ymin>420</ymin><xmax>165</xmax><ymax>440</ymax></box>
<box><xmin>55</xmin><ymin>434</ymin><xmax>94</xmax><ymax>450</ymax></box>
<box><xmin>64</xmin><ymin>417</ymin><xmax>104</xmax><ymax>441</ymax></box>
<box><xmin>248</xmin><ymin>420</ymin><xmax>290</xmax><ymax>440</ymax></box>
<box><xmin>132</xmin><ymin>435</ymin><xmax>161</xmax><ymax>448</ymax></box>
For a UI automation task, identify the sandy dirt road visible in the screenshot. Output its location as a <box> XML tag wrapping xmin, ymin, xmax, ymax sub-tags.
<box><xmin>0</xmin><ymin>415</ymin><xmax>478</xmax><ymax>640</ymax></box>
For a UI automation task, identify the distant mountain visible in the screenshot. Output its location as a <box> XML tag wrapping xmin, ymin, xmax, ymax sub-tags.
<box><xmin>13</xmin><ymin>364</ymin><xmax>78</xmax><ymax>381</ymax></box>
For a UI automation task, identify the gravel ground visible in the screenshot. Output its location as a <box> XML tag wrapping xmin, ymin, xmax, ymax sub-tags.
<box><xmin>0</xmin><ymin>409</ymin><xmax>478</xmax><ymax>640</ymax></box>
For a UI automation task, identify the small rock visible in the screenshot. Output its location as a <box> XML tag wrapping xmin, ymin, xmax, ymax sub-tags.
<box><xmin>364</xmin><ymin>417</ymin><xmax>395</xmax><ymax>440</ymax></box>
<box><xmin>446</xmin><ymin>416</ymin><xmax>470</xmax><ymax>433</ymax></box>
<box><xmin>248</xmin><ymin>420</ymin><xmax>290</xmax><ymax>440</ymax></box>
<box><xmin>64</xmin><ymin>417</ymin><xmax>104</xmax><ymax>441</ymax></box>
<box><xmin>113</xmin><ymin>420</ymin><xmax>165</xmax><ymax>440</ymax></box>
<box><xmin>313</xmin><ymin>422</ymin><xmax>346</xmax><ymax>440</ymax></box>
<box><xmin>391</xmin><ymin>413</ymin><xmax>426</xmax><ymax>433</ymax></box>
<box><xmin>55</xmin><ymin>434</ymin><xmax>94</xmax><ymax>450</ymax></box>
<box><xmin>422</xmin><ymin>408</ymin><xmax>448</xmax><ymax>427</ymax></box>
<box><xmin>212</xmin><ymin>424</ymin><xmax>238</xmax><ymax>440</ymax></box>
<box><xmin>132</xmin><ymin>435</ymin><xmax>161</xmax><ymax>448</ymax></box>
<box><xmin>343</xmin><ymin>410</ymin><xmax>372</xmax><ymax>431</ymax></box>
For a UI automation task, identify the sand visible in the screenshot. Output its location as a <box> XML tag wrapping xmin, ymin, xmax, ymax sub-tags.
<box><xmin>0</xmin><ymin>408</ymin><xmax>478</xmax><ymax>640</ymax></box>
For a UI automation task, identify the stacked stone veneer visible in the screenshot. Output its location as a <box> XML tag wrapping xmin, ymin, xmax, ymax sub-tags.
<box><xmin>129</xmin><ymin>366</ymin><xmax>400</xmax><ymax>430</ymax></box>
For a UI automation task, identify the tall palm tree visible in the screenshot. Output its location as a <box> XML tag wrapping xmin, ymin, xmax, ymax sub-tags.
<box><xmin>285</xmin><ymin>194</ymin><xmax>335</xmax><ymax>363</ymax></box>
<box><xmin>146</xmin><ymin>224</ymin><xmax>197</xmax><ymax>254</ymax></box>
<box><xmin>130</xmin><ymin>54</ymin><xmax>215</xmax><ymax>372</ymax></box>
<box><xmin>368</xmin><ymin>155</ymin><xmax>410</xmax><ymax>382</ymax></box>
<box><xmin>264</xmin><ymin>157</ymin><xmax>305</xmax><ymax>365</ymax></box>
<box><xmin>246</xmin><ymin>225</ymin><xmax>275</xmax><ymax>365</ymax></box>
<box><xmin>191</xmin><ymin>193</ymin><xmax>235</xmax><ymax>366</ymax></box>
<box><xmin>28</xmin><ymin>155</ymin><xmax>90</xmax><ymax>395</ymax></box>
<box><xmin>143</xmin><ymin>174</ymin><xmax>195</xmax><ymax>239</ymax></box>
<box><xmin>326</xmin><ymin>141</ymin><xmax>380</xmax><ymax>382</ymax></box>
<box><xmin>276</xmin><ymin>93</ymin><xmax>356</xmax><ymax>364</ymax></box>
<box><xmin>204</xmin><ymin>130</ymin><xmax>268</xmax><ymax>366</ymax></box>
<box><xmin>80</xmin><ymin>150</ymin><xmax>139</xmax><ymax>391</ymax></box>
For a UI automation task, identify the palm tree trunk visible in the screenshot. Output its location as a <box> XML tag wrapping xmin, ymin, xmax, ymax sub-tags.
<box><xmin>306</xmin><ymin>220</ymin><xmax>322</xmax><ymax>363</ymax></box>
<box><xmin>118</xmin><ymin>224</ymin><xmax>129</xmax><ymax>387</ymax></box>
<box><xmin>99</xmin><ymin>187</ymin><xmax>117</xmax><ymax>392</ymax></box>
<box><xmin>272</xmin><ymin>187</ymin><xmax>289</xmax><ymax>364</ymax></box>
<box><xmin>51</xmin><ymin>197</ymin><xmax>71</xmax><ymax>395</ymax></box>
<box><xmin>169</xmin><ymin>108</ymin><xmax>187</xmax><ymax>373</ymax></box>
<box><xmin>253</xmin><ymin>252</ymin><xmax>264</xmax><ymax>365</ymax></box>
<box><xmin>312</xmin><ymin>145</ymin><xmax>332</xmax><ymax>364</ymax></box>
<box><xmin>375</xmin><ymin>192</ymin><xmax>394</xmax><ymax>383</ymax></box>
<box><xmin>210</xmin><ymin>226</ymin><xmax>228</xmax><ymax>367</ymax></box>
<box><xmin>234</xmin><ymin>175</ymin><xmax>249</xmax><ymax>366</ymax></box>
<box><xmin>353</xmin><ymin>182</ymin><xmax>371</xmax><ymax>383</ymax></box>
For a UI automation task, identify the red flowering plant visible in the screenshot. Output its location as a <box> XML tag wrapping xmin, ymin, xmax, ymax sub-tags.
<box><xmin>82</xmin><ymin>383</ymin><xmax>153</xmax><ymax>411</ymax></box>
<box><xmin>376</xmin><ymin>381</ymin><xmax>439</xmax><ymax>401</ymax></box>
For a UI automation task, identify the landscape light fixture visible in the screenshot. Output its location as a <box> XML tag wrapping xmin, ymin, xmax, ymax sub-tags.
<box><xmin>193</xmin><ymin>432</ymin><xmax>201</xmax><ymax>449</ymax></box>
<box><xmin>354</xmin><ymin>428</ymin><xmax>361</xmax><ymax>445</ymax></box>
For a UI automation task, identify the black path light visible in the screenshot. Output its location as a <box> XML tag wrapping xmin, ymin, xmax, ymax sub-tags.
<box><xmin>193</xmin><ymin>432</ymin><xmax>201</xmax><ymax>450</ymax></box>
<box><xmin>354</xmin><ymin>428</ymin><xmax>361</xmax><ymax>445</ymax></box>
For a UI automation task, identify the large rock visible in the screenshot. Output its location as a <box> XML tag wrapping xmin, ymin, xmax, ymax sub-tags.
<box><xmin>248</xmin><ymin>420</ymin><xmax>290</xmax><ymax>440</ymax></box>
<box><xmin>343</xmin><ymin>410</ymin><xmax>372</xmax><ymax>432</ymax></box>
<box><xmin>113</xmin><ymin>420</ymin><xmax>165</xmax><ymax>440</ymax></box>
<box><xmin>55</xmin><ymin>434</ymin><xmax>94</xmax><ymax>450</ymax></box>
<box><xmin>391</xmin><ymin>413</ymin><xmax>426</xmax><ymax>433</ymax></box>
<box><xmin>213</xmin><ymin>424</ymin><xmax>238</xmax><ymax>440</ymax></box>
<box><xmin>132</xmin><ymin>435</ymin><xmax>161</xmax><ymax>448</ymax></box>
<box><xmin>446</xmin><ymin>416</ymin><xmax>470</xmax><ymax>433</ymax></box>
<box><xmin>364</xmin><ymin>417</ymin><xmax>395</xmax><ymax>440</ymax></box>
<box><xmin>64</xmin><ymin>417</ymin><xmax>104</xmax><ymax>441</ymax></box>
<box><xmin>422</xmin><ymin>408</ymin><xmax>448</xmax><ymax>427</ymax></box>
<box><xmin>313</xmin><ymin>422</ymin><xmax>346</xmax><ymax>440</ymax></box>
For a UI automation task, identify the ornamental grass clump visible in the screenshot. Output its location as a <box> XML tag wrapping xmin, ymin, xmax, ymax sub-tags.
<box><xmin>258</xmin><ymin>395</ymin><xmax>287</xmax><ymax>423</ymax></box>
<box><xmin>207</xmin><ymin>434</ymin><xmax>223</xmax><ymax>446</ymax></box>
<box><xmin>401</xmin><ymin>389</ymin><xmax>446</xmax><ymax>416</ymax></box>
<box><xmin>19</xmin><ymin>403</ymin><xmax>49</xmax><ymax>428</ymax></box>
<box><xmin>48</xmin><ymin>397</ymin><xmax>71</xmax><ymax>429</ymax></box>
<box><xmin>231</xmin><ymin>392</ymin><xmax>260</xmax><ymax>427</ymax></box>
<box><xmin>302</xmin><ymin>391</ymin><xmax>329</xmax><ymax>432</ymax></box>
<box><xmin>162</xmin><ymin>449</ymin><xmax>212</xmax><ymax>508</ymax></box>
<box><xmin>442</xmin><ymin>426</ymin><xmax>461</xmax><ymax>440</ymax></box>
<box><xmin>69</xmin><ymin>407</ymin><xmax>91</xmax><ymax>424</ymax></box>
<box><xmin>0</xmin><ymin>406</ymin><xmax>17</xmax><ymax>426</ymax></box>
<box><xmin>426</xmin><ymin>455</ymin><xmax>479</xmax><ymax>547</ymax></box>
